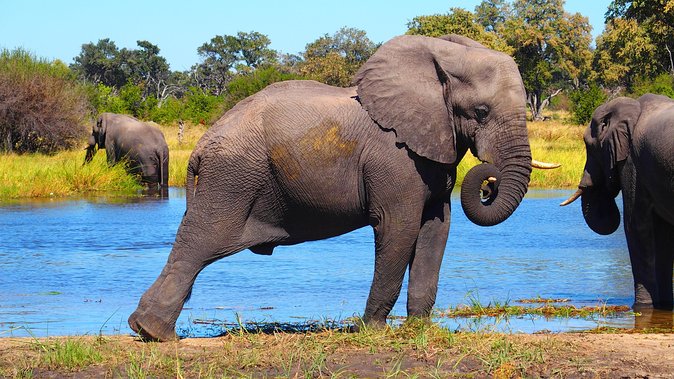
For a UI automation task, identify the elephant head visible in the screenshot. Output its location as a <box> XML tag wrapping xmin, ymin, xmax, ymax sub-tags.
<box><xmin>84</xmin><ymin>113</ymin><xmax>109</xmax><ymax>163</ymax></box>
<box><xmin>354</xmin><ymin>34</ymin><xmax>532</xmax><ymax>226</ymax></box>
<box><xmin>561</xmin><ymin>97</ymin><xmax>642</xmax><ymax>234</ymax></box>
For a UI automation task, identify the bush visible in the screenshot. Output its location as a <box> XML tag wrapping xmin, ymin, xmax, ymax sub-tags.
<box><xmin>569</xmin><ymin>85</ymin><xmax>608</xmax><ymax>125</ymax></box>
<box><xmin>631</xmin><ymin>73</ymin><xmax>674</xmax><ymax>99</ymax></box>
<box><xmin>223</xmin><ymin>66</ymin><xmax>300</xmax><ymax>110</ymax></box>
<box><xmin>0</xmin><ymin>49</ymin><xmax>89</xmax><ymax>153</ymax></box>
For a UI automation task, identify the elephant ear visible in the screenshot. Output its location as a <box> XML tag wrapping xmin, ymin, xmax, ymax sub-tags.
<box><xmin>354</xmin><ymin>35</ymin><xmax>459</xmax><ymax>164</ymax></box>
<box><xmin>598</xmin><ymin>97</ymin><xmax>640</xmax><ymax>178</ymax></box>
<box><xmin>96</xmin><ymin>113</ymin><xmax>109</xmax><ymax>148</ymax></box>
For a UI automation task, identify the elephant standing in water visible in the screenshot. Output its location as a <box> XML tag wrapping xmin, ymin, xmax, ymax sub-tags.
<box><xmin>129</xmin><ymin>34</ymin><xmax>543</xmax><ymax>341</ymax></box>
<box><xmin>84</xmin><ymin>113</ymin><xmax>169</xmax><ymax>193</ymax></box>
<box><xmin>562</xmin><ymin>94</ymin><xmax>674</xmax><ymax>310</ymax></box>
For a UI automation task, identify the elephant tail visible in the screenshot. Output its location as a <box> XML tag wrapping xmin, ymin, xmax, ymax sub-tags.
<box><xmin>186</xmin><ymin>153</ymin><xmax>199</xmax><ymax>209</ymax></box>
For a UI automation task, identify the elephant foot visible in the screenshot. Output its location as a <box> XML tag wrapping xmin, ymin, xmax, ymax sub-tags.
<box><xmin>354</xmin><ymin>316</ymin><xmax>388</xmax><ymax>332</ymax></box>
<box><xmin>128</xmin><ymin>310</ymin><xmax>178</xmax><ymax>342</ymax></box>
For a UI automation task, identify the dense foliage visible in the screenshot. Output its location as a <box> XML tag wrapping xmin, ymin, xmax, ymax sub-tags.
<box><xmin>0</xmin><ymin>49</ymin><xmax>89</xmax><ymax>153</ymax></box>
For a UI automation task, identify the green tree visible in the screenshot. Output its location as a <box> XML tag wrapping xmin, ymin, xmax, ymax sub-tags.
<box><xmin>193</xmin><ymin>31</ymin><xmax>277</xmax><ymax>95</ymax></box>
<box><xmin>592</xmin><ymin>18</ymin><xmax>658</xmax><ymax>90</ymax></box>
<box><xmin>606</xmin><ymin>0</ymin><xmax>674</xmax><ymax>76</ymax></box>
<box><xmin>406</xmin><ymin>7</ymin><xmax>512</xmax><ymax>53</ymax></box>
<box><xmin>299</xmin><ymin>27</ymin><xmax>377</xmax><ymax>87</ymax></box>
<box><xmin>475</xmin><ymin>0</ymin><xmax>512</xmax><ymax>32</ymax></box>
<box><xmin>503</xmin><ymin>0</ymin><xmax>593</xmax><ymax>120</ymax></box>
<box><xmin>71</xmin><ymin>38</ymin><xmax>126</xmax><ymax>88</ymax></box>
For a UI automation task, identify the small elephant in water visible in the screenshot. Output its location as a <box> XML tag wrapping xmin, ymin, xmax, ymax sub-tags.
<box><xmin>562</xmin><ymin>94</ymin><xmax>674</xmax><ymax>310</ymax></box>
<box><xmin>129</xmin><ymin>34</ymin><xmax>551</xmax><ymax>341</ymax></box>
<box><xmin>84</xmin><ymin>113</ymin><xmax>169</xmax><ymax>192</ymax></box>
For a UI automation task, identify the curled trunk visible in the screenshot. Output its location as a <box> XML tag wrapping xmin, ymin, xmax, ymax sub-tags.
<box><xmin>460</xmin><ymin>149</ymin><xmax>532</xmax><ymax>226</ymax></box>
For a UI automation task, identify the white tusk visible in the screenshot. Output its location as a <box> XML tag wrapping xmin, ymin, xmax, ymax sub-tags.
<box><xmin>487</xmin><ymin>177</ymin><xmax>497</xmax><ymax>183</ymax></box>
<box><xmin>560</xmin><ymin>188</ymin><xmax>583</xmax><ymax>206</ymax></box>
<box><xmin>532</xmin><ymin>159</ymin><xmax>561</xmax><ymax>169</ymax></box>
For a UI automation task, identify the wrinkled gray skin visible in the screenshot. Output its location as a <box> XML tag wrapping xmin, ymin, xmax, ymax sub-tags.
<box><xmin>129</xmin><ymin>35</ymin><xmax>532</xmax><ymax>341</ymax></box>
<box><xmin>574</xmin><ymin>94</ymin><xmax>674</xmax><ymax>310</ymax></box>
<box><xmin>84</xmin><ymin>113</ymin><xmax>169</xmax><ymax>193</ymax></box>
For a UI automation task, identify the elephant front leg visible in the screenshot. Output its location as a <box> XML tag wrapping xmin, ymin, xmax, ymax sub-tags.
<box><xmin>362</xmin><ymin>210</ymin><xmax>421</xmax><ymax>327</ymax></box>
<box><xmin>407</xmin><ymin>200</ymin><xmax>450</xmax><ymax>318</ymax></box>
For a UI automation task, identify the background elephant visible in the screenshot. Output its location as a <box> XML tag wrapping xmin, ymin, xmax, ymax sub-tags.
<box><xmin>562</xmin><ymin>94</ymin><xmax>674</xmax><ymax>310</ymax></box>
<box><xmin>129</xmin><ymin>34</ymin><xmax>535</xmax><ymax>341</ymax></box>
<box><xmin>84</xmin><ymin>112</ymin><xmax>169</xmax><ymax>192</ymax></box>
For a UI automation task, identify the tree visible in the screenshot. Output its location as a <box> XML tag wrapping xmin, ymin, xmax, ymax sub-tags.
<box><xmin>592</xmin><ymin>18</ymin><xmax>658</xmax><ymax>90</ymax></box>
<box><xmin>475</xmin><ymin>0</ymin><xmax>512</xmax><ymax>32</ymax></box>
<box><xmin>193</xmin><ymin>31</ymin><xmax>277</xmax><ymax>95</ymax></box>
<box><xmin>503</xmin><ymin>0</ymin><xmax>593</xmax><ymax>120</ymax></box>
<box><xmin>406</xmin><ymin>7</ymin><xmax>512</xmax><ymax>53</ymax></box>
<box><xmin>71</xmin><ymin>38</ymin><xmax>126</xmax><ymax>88</ymax></box>
<box><xmin>299</xmin><ymin>27</ymin><xmax>377</xmax><ymax>87</ymax></box>
<box><xmin>606</xmin><ymin>0</ymin><xmax>674</xmax><ymax>75</ymax></box>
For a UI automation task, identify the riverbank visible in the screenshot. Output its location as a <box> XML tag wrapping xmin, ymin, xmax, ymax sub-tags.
<box><xmin>0</xmin><ymin>117</ymin><xmax>584</xmax><ymax>199</ymax></box>
<box><xmin>1</xmin><ymin>324</ymin><xmax>672</xmax><ymax>378</ymax></box>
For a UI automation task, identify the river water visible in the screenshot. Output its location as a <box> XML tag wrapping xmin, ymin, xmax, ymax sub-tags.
<box><xmin>1</xmin><ymin>188</ymin><xmax>671</xmax><ymax>338</ymax></box>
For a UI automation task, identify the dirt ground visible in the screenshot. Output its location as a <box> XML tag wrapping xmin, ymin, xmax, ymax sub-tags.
<box><xmin>1</xmin><ymin>331</ymin><xmax>673</xmax><ymax>378</ymax></box>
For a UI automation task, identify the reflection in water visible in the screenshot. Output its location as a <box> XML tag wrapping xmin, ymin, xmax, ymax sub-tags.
<box><xmin>634</xmin><ymin>309</ymin><xmax>674</xmax><ymax>330</ymax></box>
<box><xmin>0</xmin><ymin>188</ymin><xmax>670</xmax><ymax>337</ymax></box>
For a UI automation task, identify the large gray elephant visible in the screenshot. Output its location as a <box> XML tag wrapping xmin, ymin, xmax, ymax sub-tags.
<box><xmin>562</xmin><ymin>94</ymin><xmax>674</xmax><ymax>310</ymax></box>
<box><xmin>129</xmin><ymin>34</ymin><xmax>539</xmax><ymax>341</ymax></box>
<box><xmin>84</xmin><ymin>112</ymin><xmax>169</xmax><ymax>192</ymax></box>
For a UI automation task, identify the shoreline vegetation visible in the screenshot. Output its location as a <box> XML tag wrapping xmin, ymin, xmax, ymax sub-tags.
<box><xmin>1</xmin><ymin>318</ymin><xmax>673</xmax><ymax>377</ymax></box>
<box><xmin>0</xmin><ymin>112</ymin><xmax>584</xmax><ymax>200</ymax></box>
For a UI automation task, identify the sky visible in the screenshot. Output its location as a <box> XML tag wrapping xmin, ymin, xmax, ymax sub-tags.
<box><xmin>2</xmin><ymin>0</ymin><xmax>613</xmax><ymax>72</ymax></box>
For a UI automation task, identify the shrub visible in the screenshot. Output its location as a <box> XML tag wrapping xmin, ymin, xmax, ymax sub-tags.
<box><xmin>223</xmin><ymin>66</ymin><xmax>301</xmax><ymax>110</ymax></box>
<box><xmin>0</xmin><ymin>48</ymin><xmax>89</xmax><ymax>153</ymax></box>
<box><xmin>569</xmin><ymin>84</ymin><xmax>608</xmax><ymax>125</ymax></box>
<box><xmin>631</xmin><ymin>73</ymin><xmax>674</xmax><ymax>99</ymax></box>
<box><xmin>181</xmin><ymin>87</ymin><xmax>224</xmax><ymax>125</ymax></box>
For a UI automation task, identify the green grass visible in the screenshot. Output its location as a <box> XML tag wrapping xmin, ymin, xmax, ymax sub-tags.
<box><xmin>0</xmin><ymin>116</ymin><xmax>585</xmax><ymax>199</ymax></box>
<box><xmin>0</xmin><ymin>150</ymin><xmax>141</xmax><ymax>199</ymax></box>
<box><xmin>34</xmin><ymin>338</ymin><xmax>104</xmax><ymax>370</ymax></box>
<box><xmin>0</xmin><ymin>122</ymin><xmax>206</xmax><ymax>199</ymax></box>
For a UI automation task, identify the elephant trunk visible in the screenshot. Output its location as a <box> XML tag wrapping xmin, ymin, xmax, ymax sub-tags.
<box><xmin>460</xmin><ymin>141</ymin><xmax>532</xmax><ymax>226</ymax></box>
<box><xmin>83</xmin><ymin>135</ymin><xmax>97</xmax><ymax>164</ymax></box>
<box><xmin>577</xmin><ymin>170</ymin><xmax>621</xmax><ymax>235</ymax></box>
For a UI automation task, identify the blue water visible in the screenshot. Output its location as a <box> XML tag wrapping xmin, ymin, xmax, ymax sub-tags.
<box><xmin>0</xmin><ymin>188</ymin><xmax>664</xmax><ymax>338</ymax></box>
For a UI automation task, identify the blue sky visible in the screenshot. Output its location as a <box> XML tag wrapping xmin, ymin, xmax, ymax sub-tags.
<box><xmin>2</xmin><ymin>0</ymin><xmax>612</xmax><ymax>71</ymax></box>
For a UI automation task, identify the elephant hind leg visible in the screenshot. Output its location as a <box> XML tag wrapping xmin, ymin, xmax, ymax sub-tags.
<box><xmin>654</xmin><ymin>213</ymin><xmax>674</xmax><ymax>309</ymax></box>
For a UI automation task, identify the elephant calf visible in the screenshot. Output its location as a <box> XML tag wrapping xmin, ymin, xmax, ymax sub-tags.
<box><xmin>563</xmin><ymin>94</ymin><xmax>674</xmax><ymax>310</ymax></box>
<box><xmin>84</xmin><ymin>113</ymin><xmax>169</xmax><ymax>192</ymax></box>
<box><xmin>129</xmin><ymin>34</ymin><xmax>536</xmax><ymax>341</ymax></box>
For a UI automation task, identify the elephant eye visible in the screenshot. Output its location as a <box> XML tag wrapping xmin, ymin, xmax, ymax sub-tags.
<box><xmin>475</xmin><ymin>105</ymin><xmax>489</xmax><ymax>123</ymax></box>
